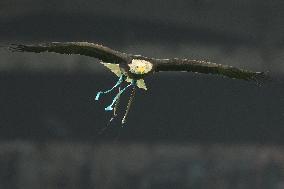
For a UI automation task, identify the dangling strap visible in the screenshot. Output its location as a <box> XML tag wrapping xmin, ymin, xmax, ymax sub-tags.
<box><xmin>95</xmin><ymin>75</ymin><xmax>125</xmax><ymax>101</ymax></box>
<box><xmin>122</xmin><ymin>85</ymin><xmax>136</xmax><ymax>125</ymax></box>
<box><xmin>113</xmin><ymin>87</ymin><xmax>121</xmax><ymax>116</ymax></box>
<box><xmin>105</xmin><ymin>80</ymin><xmax>136</xmax><ymax>111</ymax></box>
<box><xmin>108</xmin><ymin>87</ymin><xmax>121</xmax><ymax>123</ymax></box>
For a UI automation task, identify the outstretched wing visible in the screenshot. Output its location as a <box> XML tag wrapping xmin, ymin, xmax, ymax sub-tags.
<box><xmin>9</xmin><ymin>42</ymin><xmax>129</xmax><ymax>64</ymax></box>
<box><xmin>153</xmin><ymin>58</ymin><xmax>266</xmax><ymax>82</ymax></box>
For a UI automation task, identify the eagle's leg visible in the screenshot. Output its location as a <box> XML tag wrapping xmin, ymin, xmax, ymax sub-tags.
<box><xmin>95</xmin><ymin>75</ymin><xmax>125</xmax><ymax>101</ymax></box>
<box><xmin>121</xmin><ymin>85</ymin><xmax>136</xmax><ymax>125</ymax></box>
<box><xmin>105</xmin><ymin>80</ymin><xmax>136</xmax><ymax>111</ymax></box>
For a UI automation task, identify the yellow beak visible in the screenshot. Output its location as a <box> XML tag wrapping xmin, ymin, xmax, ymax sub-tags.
<box><xmin>136</xmin><ymin>66</ymin><xmax>145</xmax><ymax>74</ymax></box>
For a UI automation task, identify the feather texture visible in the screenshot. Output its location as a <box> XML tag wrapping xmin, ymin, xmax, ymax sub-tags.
<box><xmin>9</xmin><ymin>42</ymin><xmax>267</xmax><ymax>83</ymax></box>
<box><xmin>153</xmin><ymin>58</ymin><xmax>266</xmax><ymax>82</ymax></box>
<box><xmin>10</xmin><ymin>42</ymin><xmax>129</xmax><ymax>64</ymax></box>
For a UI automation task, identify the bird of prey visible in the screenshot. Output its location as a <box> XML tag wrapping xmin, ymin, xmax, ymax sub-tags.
<box><xmin>10</xmin><ymin>42</ymin><xmax>266</xmax><ymax>124</ymax></box>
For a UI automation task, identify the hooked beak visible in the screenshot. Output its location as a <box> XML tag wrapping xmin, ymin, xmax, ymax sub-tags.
<box><xmin>136</xmin><ymin>66</ymin><xmax>145</xmax><ymax>74</ymax></box>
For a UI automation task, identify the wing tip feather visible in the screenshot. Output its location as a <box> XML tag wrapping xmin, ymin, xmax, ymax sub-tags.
<box><xmin>8</xmin><ymin>44</ymin><xmax>26</xmax><ymax>52</ymax></box>
<box><xmin>250</xmin><ymin>71</ymin><xmax>270</xmax><ymax>86</ymax></box>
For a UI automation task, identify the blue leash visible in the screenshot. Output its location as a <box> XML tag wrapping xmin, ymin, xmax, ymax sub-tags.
<box><xmin>95</xmin><ymin>75</ymin><xmax>137</xmax><ymax>111</ymax></box>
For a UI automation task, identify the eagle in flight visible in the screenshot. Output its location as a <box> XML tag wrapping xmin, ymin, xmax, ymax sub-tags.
<box><xmin>10</xmin><ymin>42</ymin><xmax>266</xmax><ymax>124</ymax></box>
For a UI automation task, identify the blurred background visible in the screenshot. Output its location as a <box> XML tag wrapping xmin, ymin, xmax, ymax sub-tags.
<box><xmin>0</xmin><ymin>0</ymin><xmax>284</xmax><ymax>188</ymax></box>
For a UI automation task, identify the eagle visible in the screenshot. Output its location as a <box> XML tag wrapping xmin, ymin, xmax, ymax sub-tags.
<box><xmin>10</xmin><ymin>42</ymin><xmax>266</xmax><ymax>124</ymax></box>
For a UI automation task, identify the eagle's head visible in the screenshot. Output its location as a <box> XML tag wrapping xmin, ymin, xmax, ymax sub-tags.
<box><xmin>128</xmin><ymin>59</ymin><xmax>153</xmax><ymax>75</ymax></box>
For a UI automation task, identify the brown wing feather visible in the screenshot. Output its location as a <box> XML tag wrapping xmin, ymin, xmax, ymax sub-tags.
<box><xmin>9</xmin><ymin>42</ymin><xmax>129</xmax><ymax>64</ymax></box>
<box><xmin>153</xmin><ymin>58</ymin><xmax>266</xmax><ymax>82</ymax></box>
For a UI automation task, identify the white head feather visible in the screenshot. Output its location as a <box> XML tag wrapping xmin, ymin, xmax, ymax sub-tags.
<box><xmin>128</xmin><ymin>59</ymin><xmax>153</xmax><ymax>74</ymax></box>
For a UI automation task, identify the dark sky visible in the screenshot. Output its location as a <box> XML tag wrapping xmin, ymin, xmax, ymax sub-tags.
<box><xmin>0</xmin><ymin>0</ymin><xmax>284</xmax><ymax>144</ymax></box>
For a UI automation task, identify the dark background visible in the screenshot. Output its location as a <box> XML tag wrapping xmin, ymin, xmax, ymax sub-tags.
<box><xmin>0</xmin><ymin>0</ymin><xmax>284</xmax><ymax>188</ymax></box>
